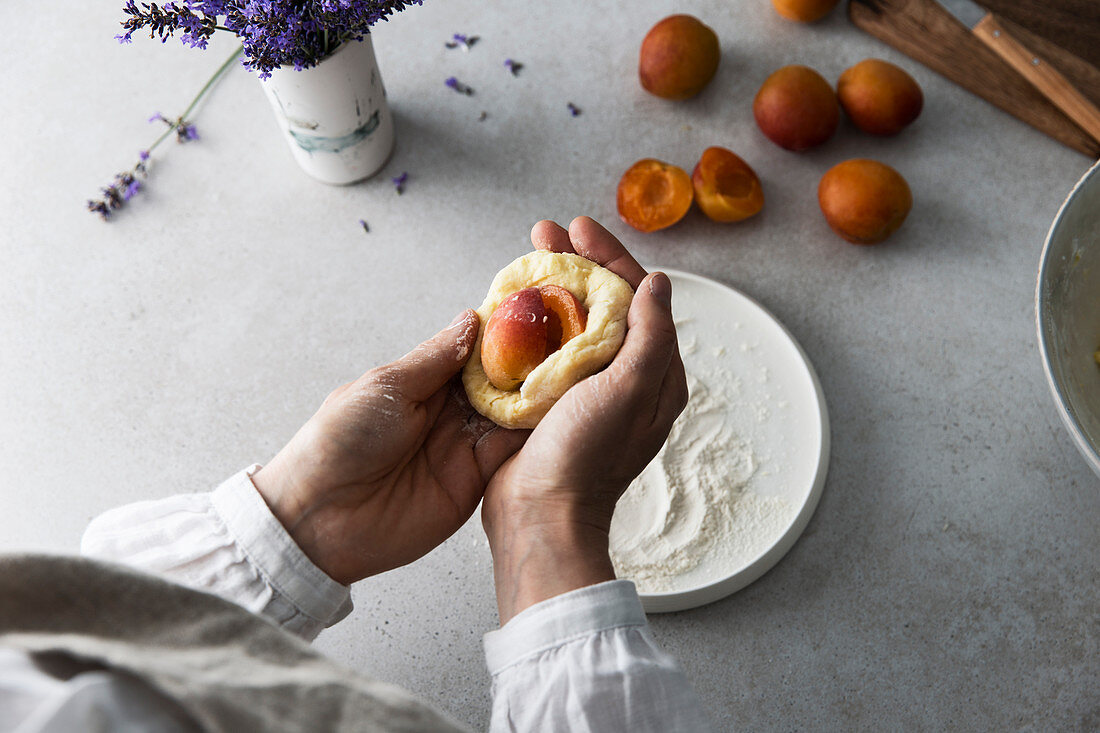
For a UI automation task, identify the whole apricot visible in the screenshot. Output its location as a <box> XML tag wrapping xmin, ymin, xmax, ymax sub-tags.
<box><xmin>639</xmin><ymin>15</ymin><xmax>720</xmax><ymax>100</ymax></box>
<box><xmin>617</xmin><ymin>158</ymin><xmax>694</xmax><ymax>233</ymax></box>
<box><xmin>837</xmin><ymin>59</ymin><xmax>923</xmax><ymax>136</ymax></box>
<box><xmin>817</xmin><ymin>159</ymin><xmax>912</xmax><ymax>244</ymax></box>
<box><xmin>770</xmin><ymin>0</ymin><xmax>840</xmax><ymax>22</ymax></box>
<box><xmin>691</xmin><ymin>147</ymin><xmax>764</xmax><ymax>223</ymax></box>
<box><xmin>753</xmin><ymin>65</ymin><xmax>839</xmax><ymax>151</ymax></box>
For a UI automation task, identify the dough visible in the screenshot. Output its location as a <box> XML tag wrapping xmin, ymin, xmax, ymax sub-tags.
<box><xmin>463</xmin><ymin>251</ymin><xmax>634</xmax><ymax>429</ymax></box>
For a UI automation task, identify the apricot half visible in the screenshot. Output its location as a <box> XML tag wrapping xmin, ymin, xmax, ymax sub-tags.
<box><xmin>837</xmin><ymin>59</ymin><xmax>923</xmax><ymax>136</ymax></box>
<box><xmin>617</xmin><ymin>158</ymin><xmax>694</xmax><ymax>233</ymax></box>
<box><xmin>692</xmin><ymin>147</ymin><xmax>764</xmax><ymax>223</ymax></box>
<box><xmin>817</xmin><ymin>159</ymin><xmax>912</xmax><ymax>244</ymax></box>
<box><xmin>770</xmin><ymin>0</ymin><xmax>840</xmax><ymax>22</ymax></box>
<box><xmin>639</xmin><ymin>15</ymin><xmax>720</xmax><ymax>100</ymax></box>
<box><xmin>481</xmin><ymin>285</ymin><xmax>588</xmax><ymax>391</ymax></box>
<box><xmin>753</xmin><ymin>65</ymin><xmax>839</xmax><ymax>151</ymax></box>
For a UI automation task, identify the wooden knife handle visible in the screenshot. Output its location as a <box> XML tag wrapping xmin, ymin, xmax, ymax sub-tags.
<box><xmin>973</xmin><ymin>13</ymin><xmax>1100</xmax><ymax>144</ymax></box>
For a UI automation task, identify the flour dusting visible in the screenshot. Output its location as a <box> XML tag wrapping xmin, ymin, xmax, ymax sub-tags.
<box><xmin>609</xmin><ymin>319</ymin><xmax>798</xmax><ymax>593</ymax></box>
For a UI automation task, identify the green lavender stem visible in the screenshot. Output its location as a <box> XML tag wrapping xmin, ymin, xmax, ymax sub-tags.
<box><xmin>147</xmin><ymin>44</ymin><xmax>244</xmax><ymax>154</ymax></box>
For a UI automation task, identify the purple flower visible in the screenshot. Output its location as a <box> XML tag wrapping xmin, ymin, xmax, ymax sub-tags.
<box><xmin>119</xmin><ymin>1</ymin><xmax>427</xmax><ymax>77</ymax></box>
<box><xmin>177</xmin><ymin>123</ymin><xmax>199</xmax><ymax>142</ymax></box>
<box><xmin>445</xmin><ymin>33</ymin><xmax>478</xmax><ymax>50</ymax></box>
<box><xmin>359</xmin><ymin>218</ymin><xmax>370</xmax><ymax>232</ymax></box>
<box><xmin>149</xmin><ymin>112</ymin><xmax>167</xmax><ymax>124</ymax></box>
<box><xmin>391</xmin><ymin>171</ymin><xmax>408</xmax><ymax>194</ymax></box>
<box><xmin>504</xmin><ymin>58</ymin><xmax>523</xmax><ymax>76</ymax></box>
<box><xmin>567</xmin><ymin>102</ymin><xmax>581</xmax><ymax>117</ymax></box>
<box><xmin>139</xmin><ymin>150</ymin><xmax>150</xmax><ymax>161</ymax></box>
<box><xmin>123</xmin><ymin>178</ymin><xmax>143</xmax><ymax>201</ymax></box>
<box><xmin>445</xmin><ymin>76</ymin><xmax>473</xmax><ymax>96</ymax></box>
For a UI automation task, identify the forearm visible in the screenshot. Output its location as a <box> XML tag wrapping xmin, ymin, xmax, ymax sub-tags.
<box><xmin>485</xmin><ymin>512</ymin><xmax>615</xmax><ymax>624</ymax></box>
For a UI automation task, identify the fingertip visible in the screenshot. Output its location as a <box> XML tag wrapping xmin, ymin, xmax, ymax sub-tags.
<box><xmin>647</xmin><ymin>271</ymin><xmax>672</xmax><ymax>310</ymax></box>
<box><xmin>531</xmin><ymin>220</ymin><xmax>571</xmax><ymax>252</ymax></box>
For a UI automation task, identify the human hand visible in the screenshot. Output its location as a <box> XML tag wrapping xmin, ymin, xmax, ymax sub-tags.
<box><xmin>251</xmin><ymin>312</ymin><xmax>526</xmax><ymax>586</ymax></box>
<box><xmin>482</xmin><ymin>216</ymin><xmax>688</xmax><ymax>622</ymax></box>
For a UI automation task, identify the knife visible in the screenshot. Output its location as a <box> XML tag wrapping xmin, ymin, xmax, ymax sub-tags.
<box><xmin>939</xmin><ymin>0</ymin><xmax>1100</xmax><ymax>145</ymax></box>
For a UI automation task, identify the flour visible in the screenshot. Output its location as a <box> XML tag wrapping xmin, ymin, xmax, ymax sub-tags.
<box><xmin>609</xmin><ymin>363</ymin><xmax>796</xmax><ymax>594</ymax></box>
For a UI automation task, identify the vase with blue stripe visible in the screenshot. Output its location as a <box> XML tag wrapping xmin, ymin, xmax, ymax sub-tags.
<box><xmin>260</xmin><ymin>36</ymin><xmax>395</xmax><ymax>185</ymax></box>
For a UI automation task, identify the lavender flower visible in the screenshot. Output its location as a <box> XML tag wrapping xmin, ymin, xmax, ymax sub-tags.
<box><xmin>359</xmin><ymin>218</ymin><xmax>370</xmax><ymax>232</ymax></box>
<box><xmin>391</xmin><ymin>171</ymin><xmax>408</xmax><ymax>194</ymax></box>
<box><xmin>504</xmin><ymin>58</ymin><xmax>522</xmax><ymax>76</ymax></box>
<box><xmin>445</xmin><ymin>76</ymin><xmax>473</xmax><ymax>95</ymax></box>
<box><xmin>445</xmin><ymin>33</ymin><xmax>478</xmax><ymax>50</ymax></box>
<box><xmin>119</xmin><ymin>1</ymin><xmax>426</xmax><ymax>78</ymax></box>
<box><xmin>87</xmin><ymin>162</ymin><xmax>149</xmax><ymax>220</ymax></box>
<box><xmin>89</xmin><ymin>46</ymin><xmax>240</xmax><ymax>221</ymax></box>
<box><xmin>567</xmin><ymin>102</ymin><xmax>581</xmax><ymax>117</ymax></box>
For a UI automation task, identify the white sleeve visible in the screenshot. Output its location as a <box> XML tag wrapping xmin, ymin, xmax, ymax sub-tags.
<box><xmin>80</xmin><ymin>465</ymin><xmax>353</xmax><ymax>642</ymax></box>
<box><xmin>484</xmin><ymin>580</ymin><xmax>713</xmax><ymax>732</ymax></box>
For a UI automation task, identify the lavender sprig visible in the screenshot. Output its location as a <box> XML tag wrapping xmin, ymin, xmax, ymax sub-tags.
<box><xmin>118</xmin><ymin>1</ymin><xmax>425</xmax><ymax>79</ymax></box>
<box><xmin>504</xmin><ymin>58</ymin><xmax>522</xmax><ymax>76</ymax></box>
<box><xmin>88</xmin><ymin>45</ymin><xmax>242</xmax><ymax>221</ymax></box>
<box><xmin>391</xmin><ymin>171</ymin><xmax>408</xmax><ymax>194</ymax></box>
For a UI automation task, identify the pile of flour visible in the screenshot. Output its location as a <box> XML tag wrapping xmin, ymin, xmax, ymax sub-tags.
<box><xmin>609</xmin><ymin>370</ymin><xmax>796</xmax><ymax>593</ymax></box>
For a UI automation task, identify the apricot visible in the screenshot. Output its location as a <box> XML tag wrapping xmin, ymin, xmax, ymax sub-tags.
<box><xmin>817</xmin><ymin>159</ymin><xmax>912</xmax><ymax>244</ymax></box>
<box><xmin>770</xmin><ymin>0</ymin><xmax>840</xmax><ymax>22</ymax></box>
<box><xmin>753</xmin><ymin>65</ymin><xmax>839</xmax><ymax>151</ymax></box>
<box><xmin>691</xmin><ymin>147</ymin><xmax>764</xmax><ymax>223</ymax></box>
<box><xmin>481</xmin><ymin>285</ymin><xmax>588</xmax><ymax>391</ymax></box>
<box><xmin>639</xmin><ymin>15</ymin><xmax>720</xmax><ymax>100</ymax></box>
<box><xmin>617</xmin><ymin>158</ymin><xmax>694</xmax><ymax>232</ymax></box>
<box><xmin>837</xmin><ymin>59</ymin><xmax>923</xmax><ymax>136</ymax></box>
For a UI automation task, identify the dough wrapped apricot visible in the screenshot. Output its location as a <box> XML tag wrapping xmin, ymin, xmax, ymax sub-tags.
<box><xmin>463</xmin><ymin>251</ymin><xmax>633</xmax><ymax>429</ymax></box>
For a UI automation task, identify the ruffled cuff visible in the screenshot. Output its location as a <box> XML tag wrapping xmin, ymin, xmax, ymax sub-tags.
<box><xmin>212</xmin><ymin>466</ymin><xmax>353</xmax><ymax>634</ymax></box>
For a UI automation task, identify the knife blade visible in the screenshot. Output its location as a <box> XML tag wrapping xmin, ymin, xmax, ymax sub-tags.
<box><xmin>938</xmin><ymin>0</ymin><xmax>1100</xmax><ymax>147</ymax></box>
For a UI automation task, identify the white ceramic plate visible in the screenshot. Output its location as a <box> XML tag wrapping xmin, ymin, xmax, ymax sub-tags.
<box><xmin>618</xmin><ymin>269</ymin><xmax>830</xmax><ymax>613</ymax></box>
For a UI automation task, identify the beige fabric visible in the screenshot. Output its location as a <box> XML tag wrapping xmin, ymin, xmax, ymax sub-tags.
<box><xmin>0</xmin><ymin>554</ymin><xmax>469</xmax><ymax>733</ymax></box>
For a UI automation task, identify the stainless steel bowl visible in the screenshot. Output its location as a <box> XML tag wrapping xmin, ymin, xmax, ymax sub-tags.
<box><xmin>1036</xmin><ymin>160</ymin><xmax>1100</xmax><ymax>478</ymax></box>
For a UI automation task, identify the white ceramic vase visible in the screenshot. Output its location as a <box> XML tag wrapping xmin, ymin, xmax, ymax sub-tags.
<box><xmin>260</xmin><ymin>36</ymin><xmax>395</xmax><ymax>185</ymax></box>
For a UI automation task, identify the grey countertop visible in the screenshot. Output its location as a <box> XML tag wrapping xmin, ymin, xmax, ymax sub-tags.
<box><xmin>2</xmin><ymin>1</ymin><xmax>1097</xmax><ymax>729</ymax></box>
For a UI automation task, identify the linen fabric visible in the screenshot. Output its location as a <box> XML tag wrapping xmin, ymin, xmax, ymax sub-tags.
<box><xmin>0</xmin><ymin>467</ymin><xmax>711</xmax><ymax>732</ymax></box>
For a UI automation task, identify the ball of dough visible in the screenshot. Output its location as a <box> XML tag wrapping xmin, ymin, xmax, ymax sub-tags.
<box><xmin>463</xmin><ymin>251</ymin><xmax>634</xmax><ymax>429</ymax></box>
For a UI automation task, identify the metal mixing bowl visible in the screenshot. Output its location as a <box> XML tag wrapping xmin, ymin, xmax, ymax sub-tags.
<box><xmin>1036</xmin><ymin>160</ymin><xmax>1100</xmax><ymax>478</ymax></box>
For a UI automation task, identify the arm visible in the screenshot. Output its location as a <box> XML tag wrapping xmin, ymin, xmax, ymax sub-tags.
<box><xmin>83</xmin><ymin>309</ymin><xmax>526</xmax><ymax>640</ymax></box>
<box><xmin>482</xmin><ymin>217</ymin><xmax>711</xmax><ymax>731</ymax></box>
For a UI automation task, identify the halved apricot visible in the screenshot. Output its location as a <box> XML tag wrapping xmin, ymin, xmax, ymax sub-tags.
<box><xmin>617</xmin><ymin>158</ymin><xmax>694</xmax><ymax>233</ymax></box>
<box><xmin>538</xmin><ymin>284</ymin><xmax>587</xmax><ymax>356</ymax></box>
<box><xmin>692</xmin><ymin>147</ymin><xmax>764</xmax><ymax>223</ymax></box>
<box><xmin>481</xmin><ymin>285</ymin><xmax>590</xmax><ymax>391</ymax></box>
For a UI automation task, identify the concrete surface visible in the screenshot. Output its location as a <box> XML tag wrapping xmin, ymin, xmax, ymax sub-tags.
<box><xmin>1</xmin><ymin>0</ymin><xmax>1097</xmax><ymax>729</ymax></box>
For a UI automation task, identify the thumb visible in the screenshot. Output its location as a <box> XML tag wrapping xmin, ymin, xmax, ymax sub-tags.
<box><xmin>607</xmin><ymin>272</ymin><xmax>678</xmax><ymax>402</ymax></box>
<box><xmin>388</xmin><ymin>309</ymin><xmax>480</xmax><ymax>402</ymax></box>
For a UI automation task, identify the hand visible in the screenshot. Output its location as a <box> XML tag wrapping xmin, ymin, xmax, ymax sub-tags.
<box><xmin>251</xmin><ymin>311</ymin><xmax>526</xmax><ymax>586</ymax></box>
<box><xmin>482</xmin><ymin>216</ymin><xmax>689</xmax><ymax>622</ymax></box>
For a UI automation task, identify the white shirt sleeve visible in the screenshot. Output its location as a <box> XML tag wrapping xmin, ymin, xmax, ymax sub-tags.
<box><xmin>484</xmin><ymin>580</ymin><xmax>713</xmax><ymax>732</ymax></box>
<box><xmin>80</xmin><ymin>465</ymin><xmax>352</xmax><ymax>642</ymax></box>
